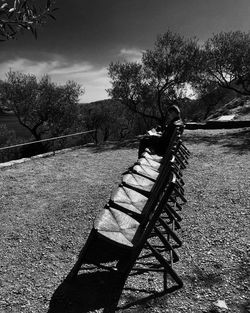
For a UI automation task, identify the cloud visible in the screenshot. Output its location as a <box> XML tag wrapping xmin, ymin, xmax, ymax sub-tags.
<box><xmin>119</xmin><ymin>48</ymin><xmax>143</xmax><ymax>62</ymax></box>
<box><xmin>0</xmin><ymin>58</ymin><xmax>55</xmax><ymax>78</ymax></box>
<box><xmin>0</xmin><ymin>56</ymin><xmax>111</xmax><ymax>103</ymax></box>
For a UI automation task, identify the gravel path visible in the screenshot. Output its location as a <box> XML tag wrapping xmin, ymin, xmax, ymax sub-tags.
<box><xmin>0</xmin><ymin>129</ymin><xmax>249</xmax><ymax>313</ymax></box>
<box><xmin>0</xmin><ymin>146</ymin><xmax>137</xmax><ymax>313</ymax></box>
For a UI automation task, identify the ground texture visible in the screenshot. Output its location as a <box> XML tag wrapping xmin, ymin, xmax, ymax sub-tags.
<box><xmin>0</xmin><ymin>128</ymin><xmax>249</xmax><ymax>313</ymax></box>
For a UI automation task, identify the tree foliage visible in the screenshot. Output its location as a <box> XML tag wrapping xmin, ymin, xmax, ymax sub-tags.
<box><xmin>0</xmin><ymin>123</ymin><xmax>16</xmax><ymax>147</ymax></box>
<box><xmin>193</xmin><ymin>79</ymin><xmax>231</xmax><ymax>120</ymax></box>
<box><xmin>108</xmin><ymin>31</ymin><xmax>200</xmax><ymax>125</ymax></box>
<box><xmin>80</xmin><ymin>100</ymin><xmax>142</xmax><ymax>143</ymax></box>
<box><xmin>201</xmin><ymin>31</ymin><xmax>250</xmax><ymax>95</ymax></box>
<box><xmin>0</xmin><ymin>71</ymin><xmax>83</xmax><ymax>141</ymax></box>
<box><xmin>0</xmin><ymin>0</ymin><xmax>57</xmax><ymax>41</ymax></box>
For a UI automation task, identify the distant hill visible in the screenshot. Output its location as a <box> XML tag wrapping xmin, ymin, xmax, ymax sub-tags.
<box><xmin>81</xmin><ymin>95</ymin><xmax>250</xmax><ymax>124</ymax></box>
<box><xmin>179</xmin><ymin>84</ymin><xmax>250</xmax><ymax>123</ymax></box>
<box><xmin>207</xmin><ymin>96</ymin><xmax>250</xmax><ymax>121</ymax></box>
<box><xmin>78</xmin><ymin>98</ymin><xmax>122</xmax><ymax>110</ymax></box>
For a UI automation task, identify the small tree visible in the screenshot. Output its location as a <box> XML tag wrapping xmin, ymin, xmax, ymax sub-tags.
<box><xmin>0</xmin><ymin>71</ymin><xmax>83</xmax><ymax>141</ymax></box>
<box><xmin>0</xmin><ymin>0</ymin><xmax>56</xmax><ymax>41</ymax></box>
<box><xmin>202</xmin><ymin>31</ymin><xmax>250</xmax><ymax>95</ymax></box>
<box><xmin>108</xmin><ymin>31</ymin><xmax>200</xmax><ymax>126</ymax></box>
<box><xmin>81</xmin><ymin>100</ymin><xmax>125</xmax><ymax>143</ymax></box>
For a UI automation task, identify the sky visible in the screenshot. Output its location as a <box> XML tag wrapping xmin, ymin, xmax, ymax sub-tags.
<box><xmin>1</xmin><ymin>0</ymin><xmax>250</xmax><ymax>103</ymax></box>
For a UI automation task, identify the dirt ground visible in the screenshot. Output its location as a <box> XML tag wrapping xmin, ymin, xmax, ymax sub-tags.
<box><xmin>0</xmin><ymin>128</ymin><xmax>249</xmax><ymax>313</ymax></box>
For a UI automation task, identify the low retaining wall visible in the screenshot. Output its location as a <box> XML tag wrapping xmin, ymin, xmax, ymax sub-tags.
<box><xmin>0</xmin><ymin>143</ymin><xmax>95</xmax><ymax>169</ymax></box>
<box><xmin>185</xmin><ymin>120</ymin><xmax>250</xmax><ymax>130</ymax></box>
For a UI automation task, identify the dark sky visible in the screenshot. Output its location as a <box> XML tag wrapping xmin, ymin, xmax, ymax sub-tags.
<box><xmin>1</xmin><ymin>0</ymin><xmax>250</xmax><ymax>102</ymax></box>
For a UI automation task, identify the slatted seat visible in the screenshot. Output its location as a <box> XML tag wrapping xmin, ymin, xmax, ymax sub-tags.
<box><xmin>110</xmin><ymin>184</ymin><xmax>149</xmax><ymax>218</ymax></box>
<box><xmin>111</xmin><ymin>172</ymin><xmax>184</xmax><ymax>230</ymax></box>
<box><xmin>66</xmin><ymin>171</ymin><xmax>184</xmax><ymax>290</ymax></box>
<box><xmin>108</xmin><ymin>129</ymin><xmax>185</xmax><ymax>235</ymax></box>
<box><xmin>139</xmin><ymin>134</ymin><xmax>186</xmax><ymax>175</ymax></box>
<box><xmin>121</xmin><ymin>172</ymin><xmax>155</xmax><ymax>196</ymax></box>
<box><xmin>137</xmin><ymin>156</ymin><xmax>161</xmax><ymax>170</ymax></box>
<box><xmin>118</xmin><ymin>162</ymin><xmax>172</xmax><ymax>216</ymax></box>
<box><xmin>117</xmin><ymin>170</ymin><xmax>186</xmax><ymax>246</ymax></box>
<box><xmin>121</xmin><ymin>157</ymin><xmax>179</xmax><ymax>194</ymax></box>
<box><xmin>94</xmin><ymin>173</ymin><xmax>177</xmax><ymax>253</ymax></box>
<box><xmin>130</xmin><ymin>163</ymin><xmax>159</xmax><ymax>181</ymax></box>
<box><xmin>66</xmin><ymin>123</ymin><xmax>188</xmax><ymax>292</ymax></box>
<box><xmin>105</xmin><ymin>173</ymin><xmax>183</xmax><ymax>288</ymax></box>
<box><xmin>127</xmin><ymin>156</ymin><xmax>183</xmax><ymax>189</ymax></box>
<box><xmin>110</xmin><ymin>170</ymin><xmax>183</xmax><ymax>238</ymax></box>
<box><xmin>142</xmin><ymin>150</ymin><xmax>163</xmax><ymax>163</ymax></box>
<box><xmin>137</xmin><ymin>139</ymin><xmax>188</xmax><ymax>193</ymax></box>
<box><xmin>94</xmin><ymin>205</ymin><xmax>140</xmax><ymax>248</ymax></box>
<box><xmin>117</xmin><ymin>145</ymin><xmax>187</xmax><ymax>220</ymax></box>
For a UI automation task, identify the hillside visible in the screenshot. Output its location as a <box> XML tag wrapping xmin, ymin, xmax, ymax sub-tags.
<box><xmin>207</xmin><ymin>96</ymin><xmax>250</xmax><ymax>121</ymax></box>
<box><xmin>78</xmin><ymin>98</ymin><xmax>121</xmax><ymax>109</ymax></box>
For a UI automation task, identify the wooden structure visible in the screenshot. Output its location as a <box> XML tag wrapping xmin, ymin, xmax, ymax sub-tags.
<box><xmin>66</xmin><ymin>122</ymin><xmax>190</xmax><ymax>292</ymax></box>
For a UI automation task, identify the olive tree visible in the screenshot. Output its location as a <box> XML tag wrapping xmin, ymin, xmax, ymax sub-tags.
<box><xmin>108</xmin><ymin>31</ymin><xmax>200</xmax><ymax>125</ymax></box>
<box><xmin>202</xmin><ymin>31</ymin><xmax>250</xmax><ymax>95</ymax></box>
<box><xmin>0</xmin><ymin>0</ymin><xmax>56</xmax><ymax>40</ymax></box>
<box><xmin>0</xmin><ymin>71</ymin><xmax>83</xmax><ymax>141</ymax></box>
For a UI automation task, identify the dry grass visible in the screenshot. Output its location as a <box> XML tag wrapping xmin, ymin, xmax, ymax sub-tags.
<box><xmin>0</xmin><ymin>128</ymin><xmax>249</xmax><ymax>313</ymax></box>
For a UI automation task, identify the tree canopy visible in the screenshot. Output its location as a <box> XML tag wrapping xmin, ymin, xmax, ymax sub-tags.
<box><xmin>0</xmin><ymin>71</ymin><xmax>83</xmax><ymax>141</ymax></box>
<box><xmin>80</xmin><ymin>99</ymin><xmax>142</xmax><ymax>143</ymax></box>
<box><xmin>201</xmin><ymin>31</ymin><xmax>250</xmax><ymax>95</ymax></box>
<box><xmin>0</xmin><ymin>0</ymin><xmax>56</xmax><ymax>40</ymax></box>
<box><xmin>108</xmin><ymin>30</ymin><xmax>250</xmax><ymax>124</ymax></box>
<box><xmin>108</xmin><ymin>31</ymin><xmax>200</xmax><ymax>125</ymax></box>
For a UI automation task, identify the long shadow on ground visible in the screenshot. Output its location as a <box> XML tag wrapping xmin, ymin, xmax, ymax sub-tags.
<box><xmin>48</xmin><ymin>247</ymin><xmax>180</xmax><ymax>313</ymax></box>
<box><xmin>48</xmin><ymin>271</ymin><xmax>125</xmax><ymax>313</ymax></box>
<box><xmin>87</xmin><ymin>138</ymin><xmax>139</xmax><ymax>154</ymax></box>
<box><xmin>183</xmin><ymin>128</ymin><xmax>250</xmax><ymax>153</ymax></box>
<box><xmin>87</xmin><ymin>128</ymin><xmax>250</xmax><ymax>155</ymax></box>
<box><xmin>47</xmin><ymin>268</ymin><xmax>174</xmax><ymax>313</ymax></box>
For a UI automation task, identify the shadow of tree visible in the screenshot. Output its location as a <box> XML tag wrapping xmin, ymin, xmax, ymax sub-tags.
<box><xmin>183</xmin><ymin>270</ymin><xmax>224</xmax><ymax>288</ymax></box>
<box><xmin>183</xmin><ymin>128</ymin><xmax>250</xmax><ymax>153</ymax></box>
<box><xmin>183</xmin><ymin>252</ymin><xmax>250</xmax><ymax>292</ymax></box>
<box><xmin>87</xmin><ymin>128</ymin><xmax>250</xmax><ymax>155</ymax></box>
<box><xmin>88</xmin><ymin>138</ymin><xmax>139</xmax><ymax>154</ymax></box>
<box><xmin>193</xmin><ymin>266</ymin><xmax>224</xmax><ymax>288</ymax></box>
